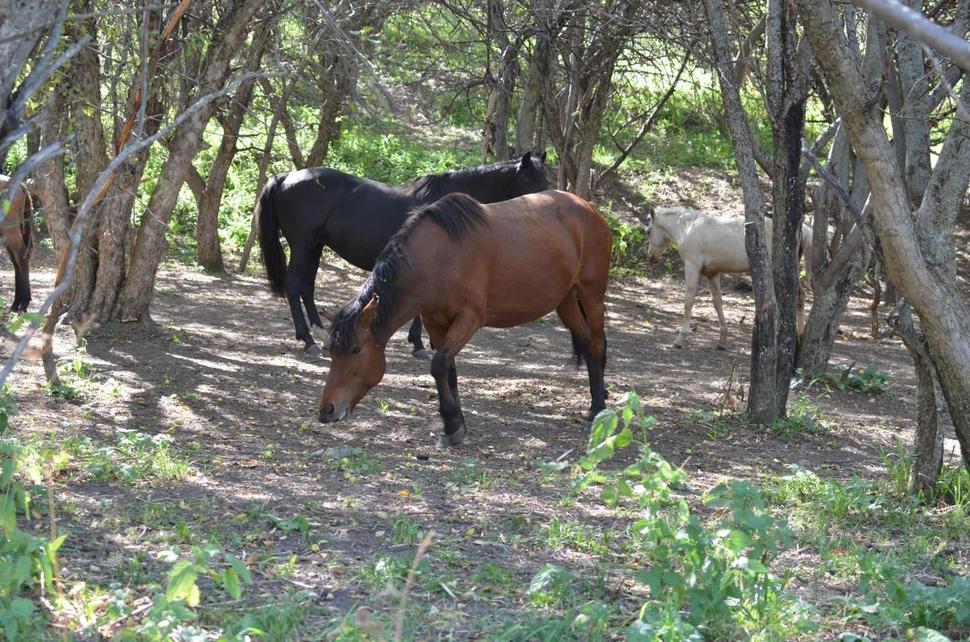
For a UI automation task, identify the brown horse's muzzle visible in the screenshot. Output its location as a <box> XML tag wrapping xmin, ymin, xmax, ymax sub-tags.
<box><xmin>319</xmin><ymin>401</ymin><xmax>350</xmax><ymax>423</ymax></box>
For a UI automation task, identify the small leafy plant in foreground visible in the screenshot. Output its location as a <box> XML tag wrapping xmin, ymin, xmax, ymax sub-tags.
<box><xmin>0</xmin><ymin>439</ymin><xmax>66</xmax><ymax>639</ymax></box>
<box><xmin>574</xmin><ymin>392</ymin><xmax>813</xmax><ymax>641</ymax></box>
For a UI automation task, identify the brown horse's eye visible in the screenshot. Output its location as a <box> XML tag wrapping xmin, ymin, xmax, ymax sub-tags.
<box><xmin>351</xmin><ymin>346</ymin><xmax>362</xmax><ymax>354</ymax></box>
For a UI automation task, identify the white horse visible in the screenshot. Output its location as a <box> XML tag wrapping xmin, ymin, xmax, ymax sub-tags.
<box><xmin>646</xmin><ymin>206</ymin><xmax>813</xmax><ymax>349</ymax></box>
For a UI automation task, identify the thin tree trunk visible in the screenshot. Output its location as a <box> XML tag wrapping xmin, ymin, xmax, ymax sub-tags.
<box><xmin>194</xmin><ymin>30</ymin><xmax>270</xmax><ymax>272</ymax></box>
<box><xmin>895</xmin><ymin>304</ymin><xmax>945</xmax><ymax>495</ymax></box>
<box><xmin>704</xmin><ymin>0</ymin><xmax>779</xmax><ymax>424</ymax></box>
<box><xmin>515</xmin><ymin>36</ymin><xmax>544</xmax><ymax>154</ymax></box>
<box><xmin>238</xmin><ymin>79</ymin><xmax>288</xmax><ymax>273</ymax></box>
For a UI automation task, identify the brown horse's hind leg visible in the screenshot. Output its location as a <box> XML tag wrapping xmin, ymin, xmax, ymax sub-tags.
<box><xmin>426</xmin><ymin>311</ymin><xmax>481</xmax><ymax>448</ymax></box>
<box><xmin>556</xmin><ymin>286</ymin><xmax>607</xmax><ymax>421</ymax></box>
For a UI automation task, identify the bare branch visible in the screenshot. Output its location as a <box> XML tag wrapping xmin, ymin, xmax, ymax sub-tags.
<box><xmin>850</xmin><ymin>0</ymin><xmax>970</xmax><ymax>70</ymax></box>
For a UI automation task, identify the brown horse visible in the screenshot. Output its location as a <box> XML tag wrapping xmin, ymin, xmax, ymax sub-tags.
<box><xmin>318</xmin><ymin>190</ymin><xmax>612</xmax><ymax>447</ymax></box>
<box><xmin>0</xmin><ymin>175</ymin><xmax>34</xmax><ymax>312</ymax></box>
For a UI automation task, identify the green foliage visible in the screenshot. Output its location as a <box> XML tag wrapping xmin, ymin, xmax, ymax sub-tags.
<box><xmin>771</xmin><ymin>395</ymin><xmax>830</xmax><ymax>436</ymax></box>
<box><xmin>0</xmin><ymin>388</ymin><xmax>13</xmax><ymax>436</ymax></box>
<box><xmin>796</xmin><ymin>364</ymin><xmax>891</xmax><ymax>394</ymax></box>
<box><xmin>66</xmin><ymin>429</ymin><xmax>192</xmax><ymax>483</ymax></box>
<box><xmin>575</xmin><ymin>393</ymin><xmax>812</xmax><ymax>641</ymax></box>
<box><xmin>602</xmin><ymin>207</ymin><xmax>648</xmax><ymax>274</ymax></box>
<box><xmin>390</xmin><ymin>514</ymin><xmax>421</xmax><ymax>545</ymax></box>
<box><xmin>764</xmin><ymin>465</ymin><xmax>970</xmax><ymax>638</ymax></box>
<box><xmin>0</xmin><ymin>440</ymin><xmax>65</xmax><ymax>640</ymax></box>
<box><xmin>113</xmin><ymin>544</ymin><xmax>254</xmax><ymax>641</ymax></box>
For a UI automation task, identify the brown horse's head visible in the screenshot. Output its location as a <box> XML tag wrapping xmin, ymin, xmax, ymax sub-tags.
<box><xmin>319</xmin><ymin>297</ymin><xmax>387</xmax><ymax>422</ymax></box>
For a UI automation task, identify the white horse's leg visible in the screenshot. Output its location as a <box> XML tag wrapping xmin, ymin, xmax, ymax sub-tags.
<box><xmin>709</xmin><ymin>274</ymin><xmax>727</xmax><ymax>350</ymax></box>
<box><xmin>675</xmin><ymin>262</ymin><xmax>701</xmax><ymax>348</ymax></box>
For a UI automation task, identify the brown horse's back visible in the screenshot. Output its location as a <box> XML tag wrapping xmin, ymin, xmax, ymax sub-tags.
<box><xmin>408</xmin><ymin>190</ymin><xmax>611</xmax><ymax>329</ymax></box>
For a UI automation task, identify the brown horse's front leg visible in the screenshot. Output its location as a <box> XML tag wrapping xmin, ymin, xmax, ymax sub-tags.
<box><xmin>431</xmin><ymin>349</ymin><xmax>465</xmax><ymax>447</ymax></box>
<box><xmin>426</xmin><ymin>311</ymin><xmax>481</xmax><ymax>447</ymax></box>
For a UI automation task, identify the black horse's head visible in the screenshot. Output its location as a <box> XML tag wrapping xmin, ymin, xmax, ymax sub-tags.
<box><xmin>512</xmin><ymin>150</ymin><xmax>549</xmax><ymax>196</ymax></box>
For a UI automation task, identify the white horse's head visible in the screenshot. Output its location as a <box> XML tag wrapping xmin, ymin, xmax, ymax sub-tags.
<box><xmin>646</xmin><ymin>206</ymin><xmax>676</xmax><ymax>261</ymax></box>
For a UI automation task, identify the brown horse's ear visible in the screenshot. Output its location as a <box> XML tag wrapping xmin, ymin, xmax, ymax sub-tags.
<box><xmin>359</xmin><ymin>295</ymin><xmax>379</xmax><ymax>326</ymax></box>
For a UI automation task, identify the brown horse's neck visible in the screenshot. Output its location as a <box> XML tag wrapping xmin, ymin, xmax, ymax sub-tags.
<box><xmin>374</xmin><ymin>293</ymin><xmax>421</xmax><ymax>348</ymax></box>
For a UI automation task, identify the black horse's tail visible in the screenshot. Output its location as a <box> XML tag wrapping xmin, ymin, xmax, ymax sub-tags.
<box><xmin>257</xmin><ymin>175</ymin><xmax>286</xmax><ymax>297</ymax></box>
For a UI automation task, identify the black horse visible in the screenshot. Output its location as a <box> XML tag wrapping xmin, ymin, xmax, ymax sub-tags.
<box><xmin>258</xmin><ymin>151</ymin><xmax>549</xmax><ymax>355</ymax></box>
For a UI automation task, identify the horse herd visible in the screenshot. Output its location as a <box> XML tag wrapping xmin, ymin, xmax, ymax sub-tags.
<box><xmin>255</xmin><ymin>154</ymin><xmax>812</xmax><ymax>447</ymax></box>
<box><xmin>1</xmin><ymin>156</ymin><xmax>812</xmax><ymax>447</ymax></box>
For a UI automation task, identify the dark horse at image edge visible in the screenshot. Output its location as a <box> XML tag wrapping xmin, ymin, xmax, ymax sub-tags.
<box><xmin>318</xmin><ymin>190</ymin><xmax>611</xmax><ymax>447</ymax></box>
<box><xmin>0</xmin><ymin>175</ymin><xmax>34</xmax><ymax>312</ymax></box>
<box><xmin>257</xmin><ymin>152</ymin><xmax>549</xmax><ymax>356</ymax></box>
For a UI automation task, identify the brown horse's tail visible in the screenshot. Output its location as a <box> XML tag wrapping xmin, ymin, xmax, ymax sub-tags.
<box><xmin>568</xmin><ymin>290</ymin><xmax>591</xmax><ymax>368</ymax></box>
<box><xmin>257</xmin><ymin>175</ymin><xmax>287</xmax><ymax>297</ymax></box>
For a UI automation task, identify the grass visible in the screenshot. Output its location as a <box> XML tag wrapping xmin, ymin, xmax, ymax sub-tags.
<box><xmin>796</xmin><ymin>363</ymin><xmax>892</xmax><ymax>394</ymax></box>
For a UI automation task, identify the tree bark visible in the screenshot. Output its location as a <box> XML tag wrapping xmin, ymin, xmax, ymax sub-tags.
<box><xmin>193</xmin><ymin>27</ymin><xmax>271</xmax><ymax>272</ymax></box>
<box><xmin>895</xmin><ymin>304</ymin><xmax>946</xmax><ymax>495</ymax></box>
<box><xmin>116</xmin><ymin>0</ymin><xmax>264</xmax><ymax>321</ymax></box>
<box><xmin>0</xmin><ymin>0</ymin><xmax>62</xmax><ymax>147</ymax></box>
<box><xmin>765</xmin><ymin>0</ymin><xmax>811</xmax><ymax>410</ymax></box>
<box><xmin>703</xmin><ymin>0</ymin><xmax>779</xmax><ymax>424</ymax></box>
<box><xmin>29</xmin><ymin>79</ymin><xmax>71</xmax><ymax>254</ymax></box>
<box><xmin>797</xmin><ymin>0</ymin><xmax>970</xmax><ymax>467</ymax></box>
<box><xmin>798</xmin><ymin>18</ymin><xmax>884</xmax><ymax>373</ymax></box>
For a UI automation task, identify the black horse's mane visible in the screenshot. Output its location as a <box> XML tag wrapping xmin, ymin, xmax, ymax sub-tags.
<box><xmin>406</xmin><ymin>158</ymin><xmax>523</xmax><ymax>202</ymax></box>
<box><xmin>329</xmin><ymin>193</ymin><xmax>489</xmax><ymax>353</ymax></box>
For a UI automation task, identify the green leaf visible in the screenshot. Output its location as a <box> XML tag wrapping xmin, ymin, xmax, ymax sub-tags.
<box><xmin>9</xmin><ymin>597</ymin><xmax>36</xmax><ymax>619</ymax></box>
<box><xmin>167</xmin><ymin>560</ymin><xmax>200</xmax><ymax>606</ymax></box>
<box><xmin>225</xmin><ymin>552</ymin><xmax>252</xmax><ymax>584</ymax></box>
<box><xmin>222</xmin><ymin>567</ymin><xmax>241</xmax><ymax>599</ymax></box>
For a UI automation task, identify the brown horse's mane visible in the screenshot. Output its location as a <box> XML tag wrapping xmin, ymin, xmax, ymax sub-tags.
<box><xmin>329</xmin><ymin>193</ymin><xmax>489</xmax><ymax>353</ymax></box>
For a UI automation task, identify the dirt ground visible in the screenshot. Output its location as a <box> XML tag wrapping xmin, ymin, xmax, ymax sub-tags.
<box><xmin>2</xmin><ymin>209</ymin><xmax>964</xmax><ymax>636</ymax></box>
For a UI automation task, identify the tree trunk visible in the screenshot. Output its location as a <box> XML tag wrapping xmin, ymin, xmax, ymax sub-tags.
<box><xmin>194</xmin><ymin>29</ymin><xmax>270</xmax><ymax>272</ymax></box>
<box><xmin>0</xmin><ymin>0</ymin><xmax>62</xmax><ymax>150</ymax></box>
<box><xmin>797</xmin><ymin>0</ymin><xmax>970</xmax><ymax>467</ymax></box>
<box><xmin>115</xmin><ymin>0</ymin><xmax>264</xmax><ymax>320</ymax></box>
<box><xmin>703</xmin><ymin>0</ymin><xmax>779</xmax><ymax>424</ymax></box>
<box><xmin>29</xmin><ymin>80</ymin><xmax>71</xmax><ymax>254</ymax></box>
<box><xmin>896</xmin><ymin>304</ymin><xmax>945</xmax><ymax>495</ymax></box>
<box><xmin>515</xmin><ymin>35</ymin><xmax>545</xmax><ymax>154</ymax></box>
<box><xmin>238</xmin><ymin>81</ymin><xmax>287</xmax><ymax>273</ymax></box>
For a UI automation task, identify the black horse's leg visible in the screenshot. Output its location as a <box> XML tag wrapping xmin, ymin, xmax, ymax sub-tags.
<box><xmin>301</xmin><ymin>244</ymin><xmax>326</xmax><ymax>341</ymax></box>
<box><xmin>9</xmin><ymin>247</ymin><xmax>29</xmax><ymax>313</ymax></box>
<box><xmin>431</xmin><ymin>348</ymin><xmax>465</xmax><ymax>447</ymax></box>
<box><xmin>284</xmin><ymin>247</ymin><xmax>316</xmax><ymax>353</ymax></box>
<box><xmin>407</xmin><ymin>317</ymin><xmax>431</xmax><ymax>359</ymax></box>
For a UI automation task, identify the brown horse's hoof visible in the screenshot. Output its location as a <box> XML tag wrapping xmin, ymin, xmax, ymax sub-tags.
<box><xmin>436</xmin><ymin>424</ymin><xmax>466</xmax><ymax>448</ymax></box>
<box><xmin>412</xmin><ymin>348</ymin><xmax>433</xmax><ymax>360</ymax></box>
<box><xmin>305</xmin><ymin>344</ymin><xmax>322</xmax><ymax>357</ymax></box>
